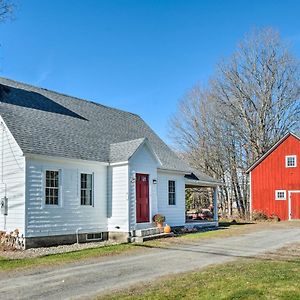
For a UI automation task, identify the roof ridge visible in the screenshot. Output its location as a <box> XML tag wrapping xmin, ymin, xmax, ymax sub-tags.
<box><xmin>0</xmin><ymin>76</ymin><xmax>140</xmax><ymax>117</ymax></box>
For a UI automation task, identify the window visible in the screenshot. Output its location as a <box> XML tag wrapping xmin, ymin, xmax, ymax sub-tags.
<box><xmin>275</xmin><ymin>190</ymin><xmax>286</xmax><ymax>200</ymax></box>
<box><xmin>45</xmin><ymin>170</ymin><xmax>59</xmax><ymax>205</ymax></box>
<box><xmin>86</xmin><ymin>232</ymin><xmax>102</xmax><ymax>241</ymax></box>
<box><xmin>81</xmin><ymin>173</ymin><xmax>93</xmax><ymax>205</ymax></box>
<box><xmin>286</xmin><ymin>155</ymin><xmax>297</xmax><ymax>168</ymax></box>
<box><xmin>168</xmin><ymin>180</ymin><xmax>176</xmax><ymax>205</ymax></box>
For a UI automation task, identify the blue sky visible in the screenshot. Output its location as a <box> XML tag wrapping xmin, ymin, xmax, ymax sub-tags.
<box><xmin>1</xmin><ymin>0</ymin><xmax>300</xmax><ymax>143</ymax></box>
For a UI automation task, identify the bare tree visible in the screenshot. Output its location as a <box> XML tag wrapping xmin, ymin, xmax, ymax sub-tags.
<box><xmin>213</xmin><ymin>28</ymin><xmax>300</xmax><ymax>161</ymax></box>
<box><xmin>0</xmin><ymin>0</ymin><xmax>14</xmax><ymax>22</ymax></box>
<box><xmin>170</xmin><ymin>28</ymin><xmax>300</xmax><ymax>218</ymax></box>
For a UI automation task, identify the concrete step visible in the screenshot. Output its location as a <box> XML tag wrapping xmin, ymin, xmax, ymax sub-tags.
<box><xmin>132</xmin><ymin>232</ymin><xmax>174</xmax><ymax>243</ymax></box>
<box><xmin>135</xmin><ymin>227</ymin><xmax>163</xmax><ymax>237</ymax></box>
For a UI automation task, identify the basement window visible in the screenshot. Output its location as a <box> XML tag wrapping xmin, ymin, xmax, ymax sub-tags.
<box><xmin>275</xmin><ymin>190</ymin><xmax>286</xmax><ymax>200</ymax></box>
<box><xmin>86</xmin><ymin>232</ymin><xmax>102</xmax><ymax>241</ymax></box>
<box><xmin>286</xmin><ymin>155</ymin><xmax>297</xmax><ymax>168</ymax></box>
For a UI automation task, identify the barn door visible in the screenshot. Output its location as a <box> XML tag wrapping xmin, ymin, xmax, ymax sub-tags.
<box><xmin>136</xmin><ymin>173</ymin><xmax>149</xmax><ymax>223</ymax></box>
<box><xmin>291</xmin><ymin>192</ymin><xmax>300</xmax><ymax>219</ymax></box>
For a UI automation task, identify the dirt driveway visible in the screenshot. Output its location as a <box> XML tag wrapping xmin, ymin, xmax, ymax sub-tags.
<box><xmin>1</xmin><ymin>222</ymin><xmax>300</xmax><ymax>300</ymax></box>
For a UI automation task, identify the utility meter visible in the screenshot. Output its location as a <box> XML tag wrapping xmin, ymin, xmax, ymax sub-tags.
<box><xmin>0</xmin><ymin>196</ymin><xmax>8</xmax><ymax>216</ymax></box>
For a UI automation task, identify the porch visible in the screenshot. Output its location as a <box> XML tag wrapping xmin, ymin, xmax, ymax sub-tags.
<box><xmin>185</xmin><ymin>172</ymin><xmax>219</xmax><ymax>226</ymax></box>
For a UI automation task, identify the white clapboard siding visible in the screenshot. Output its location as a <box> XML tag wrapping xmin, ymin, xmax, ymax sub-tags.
<box><xmin>0</xmin><ymin>118</ymin><xmax>25</xmax><ymax>234</ymax></box>
<box><xmin>157</xmin><ymin>171</ymin><xmax>185</xmax><ymax>226</ymax></box>
<box><xmin>129</xmin><ymin>144</ymin><xmax>158</xmax><ymax>229</ymax></box>
<box><xmin>25</xmin><ymin>157</ymin><xmax>107</xmax><ymax>237</ymax></box>
<box><xmin>107</xmin><ymin>164</ymin><xmax>129</xmax><ymax>232</ymax></box>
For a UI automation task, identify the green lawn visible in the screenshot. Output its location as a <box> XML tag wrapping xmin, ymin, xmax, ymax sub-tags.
<box><xmin>0</xmin><ymin>222</ymin><xmax>281</xmax><ymax>272</ymax></box>
<box><xmin>99</xmin><ymin>258</ymin><xmax>300</xmax><ymax>300</ymax></box>
<box><xmin>0</xmin><ymin>243</ymin><xmax>135</xmax><ymax>271</ymax></box>
<box><xmin>0</xmin><ymin>220</ymin><xmax>254</xmax><ymax>271</ymax></box>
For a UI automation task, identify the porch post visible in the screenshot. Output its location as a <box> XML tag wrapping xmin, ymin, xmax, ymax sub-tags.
<box><xmin>213</xmin><ymin>186</ymin><xmax>218</xmax><ymax>222</ymax></box>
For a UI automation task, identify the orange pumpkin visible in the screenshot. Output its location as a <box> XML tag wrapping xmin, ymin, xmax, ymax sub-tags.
<box><xmin>164</xmin><ymin>224</ymin><xmax>171</xmax><ymax>233</ymax></box>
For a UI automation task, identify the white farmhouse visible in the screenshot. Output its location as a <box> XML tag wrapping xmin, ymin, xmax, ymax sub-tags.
<box><xmin>0</xmin><ymin>78</ymin><xmax>220</xmax><ymax>248</ymax></box>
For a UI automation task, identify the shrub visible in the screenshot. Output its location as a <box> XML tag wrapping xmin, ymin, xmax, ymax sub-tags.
<box><xmin>270</xmin><ymin>213</ymin><xmax>281</xmax><ymax>222</ymax></box>
<box><xmin>252</xmin><ymin>210</ymin><xmax>268</xmax><ymax>221</ymax></box>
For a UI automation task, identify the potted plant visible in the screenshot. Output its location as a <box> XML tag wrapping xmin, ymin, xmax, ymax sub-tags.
<box><xmin>152</xmin><ymin>214</ymin><xmax>165</xmax><ymax>228</ymax></box>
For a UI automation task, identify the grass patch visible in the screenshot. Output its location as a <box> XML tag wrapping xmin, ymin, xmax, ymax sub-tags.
<box><xmin>99</xmin><ymin>258</ymin><xmax>300</xmax><ymax>300</ymax></box>
<box><xmin>167</xmin><ymin>222</ymin><xmax>257</xmax><ymax>241</ymax></box>
<box><xmin>0</xmin><ymin>243</ymin><xmax>135</xmax><ymax>271</ymax></box>
<box><xmin>181</xmin><ymin>224</ymin><xmax>248</xmax><ymax>240</ymax></box>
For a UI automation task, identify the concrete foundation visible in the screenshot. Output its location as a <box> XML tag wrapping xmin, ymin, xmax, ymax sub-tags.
<box><xmin>24</xmin><ymin>232</ymin><xmax>109</xmax><ymax>249</ymax></box>
<box><xmin>107</xmin><ymin>231</ymin><xmax>129</xmax><ymax>243</ymax></box>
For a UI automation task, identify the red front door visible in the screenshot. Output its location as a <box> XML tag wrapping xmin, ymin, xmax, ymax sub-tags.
<box><xmin>136</xmin><ymin>173</ymin><xmax>149</xmax><ymax>223</ymax></box>
<box><xmin>291</xmin><ymin>193</ymin><xmax>300</xmax><ymax>219</ymax></box>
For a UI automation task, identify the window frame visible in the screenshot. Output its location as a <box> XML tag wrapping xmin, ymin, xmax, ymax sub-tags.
<box><xmin>80</xmin><ymin>173</ymin><xmax>94</xmax><ymax>206</ymax></box>
<box><xmin>285</xmin><ymin>155</ymin><xmax>297</xmax><ymax>168</ymax></box>
<box><xmin>275</xmin><ymin>190</ymin><xmax>286</xmax><ymax>201</ymax></box>
<box><xmin>86</xmin><ymin>232</ymin><xmax>102</xmax><ymax>241</ymax></box>
<box><xmin>44</xmin><ymin>169</ymin><xmax>60</xmax><ymax>206</ymax></box>
<box><xmin>168</xmin><ymin>180</ymin><xmax>176</xmax><ymax>206</ymax></box>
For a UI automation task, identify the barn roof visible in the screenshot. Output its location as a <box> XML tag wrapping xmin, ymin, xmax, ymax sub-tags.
<box><xmin>246</xmin><ymin>132</ymin><xmax>300</xmax><ymax>173</ymax></box>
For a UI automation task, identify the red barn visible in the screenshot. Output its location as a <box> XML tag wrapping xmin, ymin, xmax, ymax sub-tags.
<box><xmin>247</xmin><ymin>132</ymin><xmax>300</xmax><ymax>221</ymax></box>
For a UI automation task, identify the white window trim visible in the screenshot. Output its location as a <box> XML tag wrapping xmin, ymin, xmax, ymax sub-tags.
<box><xmin>275</xmin><ymin>190</ymin><xmax>286</xmax><ymax>200</ymax></box>
<box><xmin>86</xmin><ymin>232</ymin><xmax>102</xmax><ymax>241</ymax></box>
<box><xmin>43</xmin><ymin>168</ymin><xmax>62</xmax><ymax>207</ymax></box>
<box><xmin>285</xmin><ymin>155</ymin><xmax>297</xmax><ymax>168</ymax></box>
<box><xmin>79</xmin><ymin>172</ymin><xmax>94</xmax><ymax>207</ymax></box>
<box><xmin>168</xmin><ymin>180</ymin><xmax>176</xmax><ymax>206</ymax></box>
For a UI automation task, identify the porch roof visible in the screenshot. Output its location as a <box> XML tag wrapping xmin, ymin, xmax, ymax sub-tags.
<box><xmin>184</xmin><ymin>171</ymin><xmax>222</xmax><ymax>188</ymax></box>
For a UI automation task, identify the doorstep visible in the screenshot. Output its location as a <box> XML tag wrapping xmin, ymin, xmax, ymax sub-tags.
<box><xmin>135</xmin><ymin>227</ymin><xmax>163</xmax><ymax>237</ymax></box>
<box><xmin>131</xmin><ymin>232</ymin><xmax>174</xmax><ymax>243</ymax></box>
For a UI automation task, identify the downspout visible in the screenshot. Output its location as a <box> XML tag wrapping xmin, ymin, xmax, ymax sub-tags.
<box><xmin>76</xmin><ymin>227</ymin><xmax>82</xmax><ymax>244</ymax></box>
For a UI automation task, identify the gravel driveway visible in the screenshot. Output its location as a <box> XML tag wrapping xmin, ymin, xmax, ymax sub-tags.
<box><xmin>1</xmin><ymin>225</ymin><xmax>300</xmax><ymax>300</ymax></box>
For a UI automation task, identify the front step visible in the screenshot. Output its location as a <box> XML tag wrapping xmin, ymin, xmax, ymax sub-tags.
<box><xmin>135</xmin><ymin>227</ymin><xmax>163</xmax><ymax>237</ymax></box>
<box><xmin>132</xmin><ymin>232</ymin><xmax>174</xmax><ymax>243</ymax></box>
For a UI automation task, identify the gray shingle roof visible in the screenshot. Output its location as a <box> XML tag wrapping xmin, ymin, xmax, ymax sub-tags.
<box><xmin>0</xmin><ymin>77</ymin><xmax>191</xmax><ymax>172</ymax></box>
<box><xmin>110</xmin><ymin>138</ymin><xmax>146</xmax><ymax>163</ymax></box>
<box><xmin>185</xmin><ymin>170</ymin><xmax>222</xmax><ymax>186</ymax></box>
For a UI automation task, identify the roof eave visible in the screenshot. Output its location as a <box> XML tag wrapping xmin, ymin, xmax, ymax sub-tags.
<box><xmin>185</xmin><ymin>179</ymin><xmax>223</xmax><ymax>187</ymax></box>
<box><xmin>246</xmin><ymin>132</ymin><xmax>300</xmax><ymax>173</ymax></box>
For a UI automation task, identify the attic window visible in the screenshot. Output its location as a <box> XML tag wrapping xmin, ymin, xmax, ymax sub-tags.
<box><xmin>285</xmin><ymin>155</ymin><xmax>297</xmax><ymax>168</ymax></box>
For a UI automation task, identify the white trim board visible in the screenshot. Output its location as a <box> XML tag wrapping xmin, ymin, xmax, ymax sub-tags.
<box><xmin>288</xmin><ymin>190</ymin><xmax>300</xmax><ymax>220</ymax></box>
<box><xmin>249</xmin><ymin>171</ymin><xmax>252</xmax><ymax>219</ymax></box>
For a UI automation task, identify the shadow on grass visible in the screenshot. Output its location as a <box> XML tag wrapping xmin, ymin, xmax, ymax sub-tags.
<box><xmin>218</xmin><ymin>221</ymin><xmax>255</xmax><ymax>227</ymax></box>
